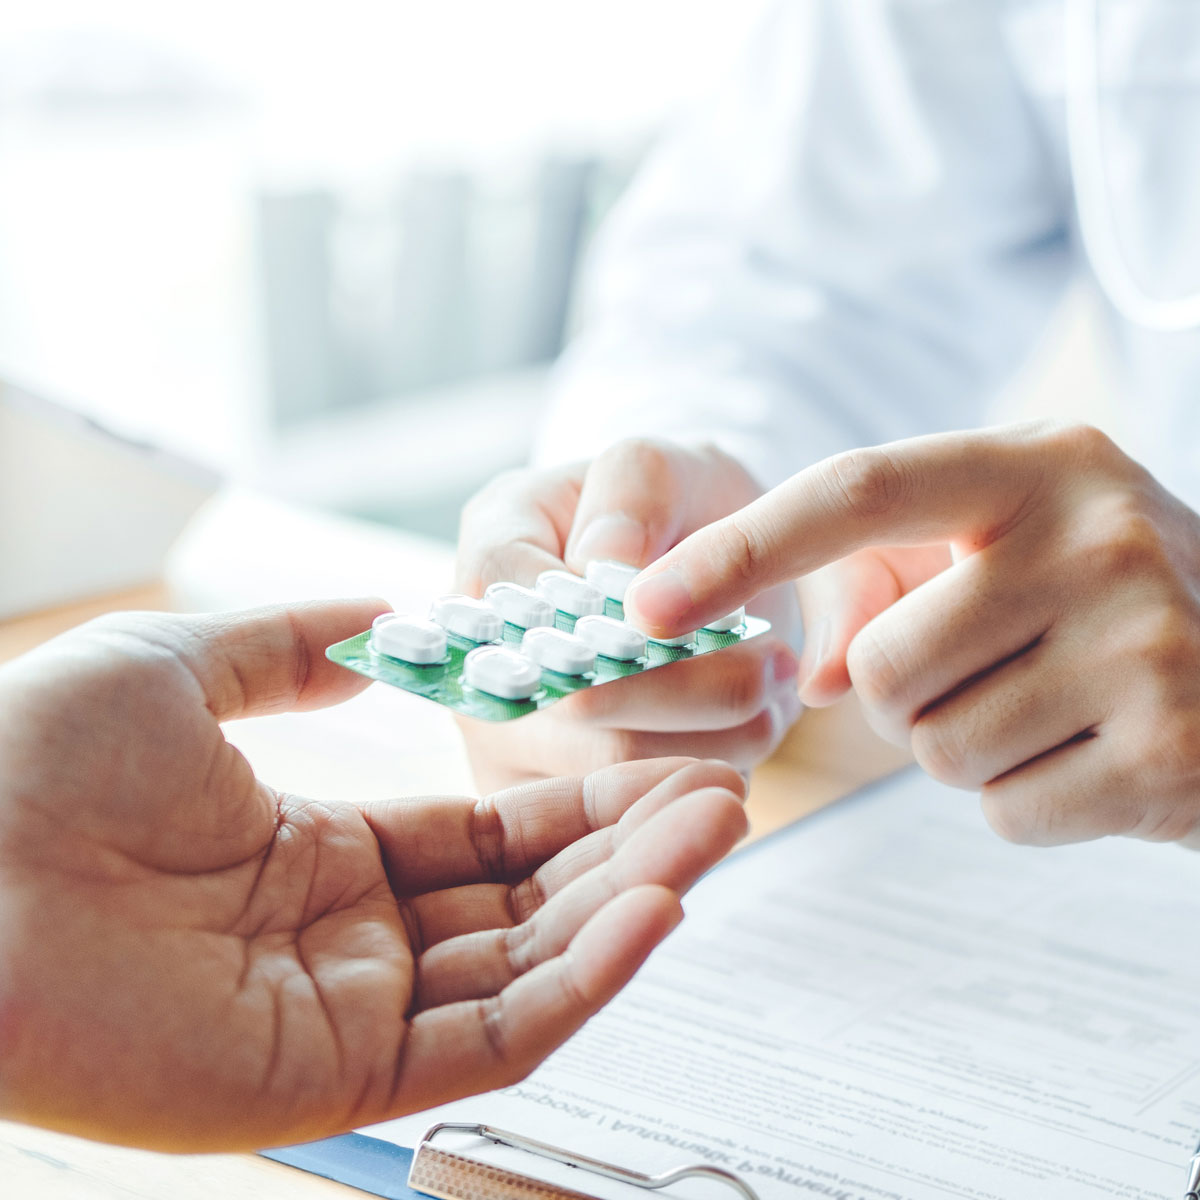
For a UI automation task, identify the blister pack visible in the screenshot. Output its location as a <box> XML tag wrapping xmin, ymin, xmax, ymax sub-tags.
<box><xmin>326</xmin><ymin>560</ymin><xmax>770</xmax><ymax>722</ymax></box>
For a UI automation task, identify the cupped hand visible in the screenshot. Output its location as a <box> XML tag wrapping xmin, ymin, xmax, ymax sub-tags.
<box><xmin>0</xmin><ymin>601</ymin><xmax>747</xmax><ymax>1151</ymax></box>
<box><xmin>456</xmin><ymin>439</ymin><xmax>803</xmax><ymax>790</ymax></box>
<box><xmin>625</xmin><ymin>421</ymin><xmax>1200</xmax><ymax>847</ymax></box>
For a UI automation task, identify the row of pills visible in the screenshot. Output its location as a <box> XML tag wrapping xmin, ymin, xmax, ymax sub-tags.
<box><xmin>369</xmin><ymin>561</ymin><xmax>745</xmax><ymax>701</ymax></box>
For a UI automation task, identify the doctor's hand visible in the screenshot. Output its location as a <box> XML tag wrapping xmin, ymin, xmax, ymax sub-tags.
<box><xmin>455</xmin><ymin>439</ymin><xmax>803</xmax><ymax>791</ymax></box>
<box><xmin>0</xmin><ymin>601</ymin><xmax>747</xmax><ymax>1151</ymax></box>
<box><xmin>625</xmin><ymin>421</ymin><xmax>1200</xmax><ymax>847</ymax></box>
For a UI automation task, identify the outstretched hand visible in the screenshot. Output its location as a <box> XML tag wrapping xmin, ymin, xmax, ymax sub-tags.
<box><xmin>626</xmin><ymin>422</ymin><xmax>1200</xmax><ymax>847</ymax></box>
<box><xmin>0</xmin><ymin>601</ymin><xmax>746</xmax><ymax>1151</ymax></box>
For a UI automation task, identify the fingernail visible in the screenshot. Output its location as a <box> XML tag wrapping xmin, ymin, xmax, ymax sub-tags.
<box><xmin>625</xmin><ymin>567</ymin><xmax>693</xmax><ymax>629</ymax></box>
<box><xmin>769</xmin><ymin>648</ymin><xmax>804</xmax><ymax>727</ymax></box>
<box><xmin>570</xmin><ymin>513</ymin><xmax>648</xmax><ymax>567</ymax></box>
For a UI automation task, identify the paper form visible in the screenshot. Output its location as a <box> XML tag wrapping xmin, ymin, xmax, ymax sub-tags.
<box><xmin>372</xmin><ymin>768</ymin><xmax>1200</xmax><ymax>1200</ymax></box>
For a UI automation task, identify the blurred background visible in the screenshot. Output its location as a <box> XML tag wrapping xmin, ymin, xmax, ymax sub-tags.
<box><xmin>0</xmin><ymin>0</ymin><xmax>770</xmax><ymax>539</ymax></box>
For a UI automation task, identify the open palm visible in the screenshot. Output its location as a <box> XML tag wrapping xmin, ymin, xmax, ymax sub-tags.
<box><xmin>0</xmin><ymin>601</ymin><xmax>745</xmax><ymax>1151</ymax></box>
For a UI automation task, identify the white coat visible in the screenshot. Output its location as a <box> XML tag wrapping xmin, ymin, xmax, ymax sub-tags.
<box><xmin>537</xmin><ymin>0</ymin><xmax>1200</xmax><ymax>510</ymax></box>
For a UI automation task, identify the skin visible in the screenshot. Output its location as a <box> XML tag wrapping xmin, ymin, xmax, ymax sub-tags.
<box><xmin>0</xmin><ymin>600</ymin><xmax>747</xmax><ymax>1151</ymax></box>
<box><xmin>624</xmin><ymin>420</ymin><xmax>1200</xmax><ymax>847</ymax></box>
<box><xmin>455</xmin><ymin>440</ymin><xmax>804</xmax><ymax>791</ymax></box>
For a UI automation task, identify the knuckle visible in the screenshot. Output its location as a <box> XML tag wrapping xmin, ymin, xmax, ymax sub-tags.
<box><xmin>1083</xmin><ymin>500</ymin><xmax>1171</xmax><ymax>582</ymax></box>
<box><xmin>1045</xmin><ymin>421</ymin><xmax>1122</xmax><ymax>469</ymax></box>
<box><xmin>979</xmin><ymin>790</ymin><xmax>1043</xmax><ymax>846</ymax></box>
<box><xmin>910</xmin><ymin>717</ymin><xmax>977</xmax><ymax>790</ymax></box>
<box><xmin>476</xmin><ymin>995</ymin><xmax>516</xmax><ymax>1072</ymax></box>
<box><xmin>714</xmin><ymin>512</ymin><xmax>772</xmax><ymax>588</ymax></box>
<box><xmin>826</xmin><ymin>447</ymin><xmax>909</xmax><ymax>522</ymax></box>
<box><xmin>502</xmin><ymin>920</ymin><xmax>538</xmax><ymax>975</ymax></box>
<box><xmin>599</xmin><ymin>437</ymin><xmax>681</xmax><ymax>493</ymax></box>
<box><xmin>1140</xmin><ymin>710</ymin><xmax>1200</xmax><ymax>787</ymax></box>
<box><xmin>845</xmin><ymin>630</ymin><xmax>908</xmax><ymax>717</ymax></box>
<box><xmin>469</xmin><ymin>795</ymin><xmax>516</xmax><ymax>880</ymax></box>
<box><xmin>1135</xmin><ymin>785</ymin><xmax>1199</xmax><ymax>843</ymax></box>
<box><xmin>1126</xmin><ymin>603</ymin><xmax>1200</xmax><ymax>681</ymax></box>
<box><xmin>606</xmin><ymin>436</ymin><xmax>675</xmax><ymax>471</ymax></box>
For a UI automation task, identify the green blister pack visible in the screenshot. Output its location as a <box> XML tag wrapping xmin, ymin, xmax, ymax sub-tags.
<box><xmin>326</xmin><ymin>569</ymin><xmax>769</xmax><ymax>723</ymax></box>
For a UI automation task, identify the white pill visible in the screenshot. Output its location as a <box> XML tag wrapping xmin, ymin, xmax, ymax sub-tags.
<box><xmin>371</xmin><ymin>615</ymin><xmax>447</xmax><ymax>665</ymax></box>
<box><xmin>429</xmin><ymin>594</ymin><xmax>503</xmax><ymax>643</ymax></box>
<box><xmin>484</xmin><ymin>581</ymin><xmax>556</xmax><ymax>629</ymax></box>
<box><xmin>585</xmin><ymin>559</ymin><xmax>640</xmax><ymax>603</ymax></box>
<box><xmin>463</xmin><ymin>645</ymin><xmax>542</xmax><ymax>701</ymax></box>
<box><xmin>648</xmin><ymin>630</ymin><xmax>696</xmax><ymax>647</ymax></box>
<box><xmin>521</xmin><ymin>626</ymin><xmax>596</xmax><ymax>675</ymax></box>
<box><xmin>573</xmin><ymin>614</ymin><xmax>647</xmax><ymax>662</ymax></box>
<box><xmin>535</xmin><ymin>570</ymin><xmax>606</xmax><ymax>617</ymax></box>
<box><xmin>372</xmin><ymin>611</ymin><xmax>398</xmax><ymax>629</ymax></box>
<box><xmin>703</xmin><ymin>607</ymin><xmax>746</xmax><ymax>633</ymax></box>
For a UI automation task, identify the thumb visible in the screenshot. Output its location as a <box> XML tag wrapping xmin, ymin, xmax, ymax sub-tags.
<box><xmin>797</xmin><ymin>546</ymin><xmax>952</xmax><ymax>707</ymax></box>
<box><xmin>168</xmin><ymin>598</ymin><xmax>388</xmax><ymax>720</ymax></box>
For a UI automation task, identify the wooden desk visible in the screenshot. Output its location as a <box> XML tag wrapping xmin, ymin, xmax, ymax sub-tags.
<box><xmin>0</xmin><ymin>548</ymin><xmax>908</xmax><ymax>1199</ymax></box>
<box><xmin>0</xmin><ymin>583</ymin><xmax>167</xmax><ymax>665</ymax></box>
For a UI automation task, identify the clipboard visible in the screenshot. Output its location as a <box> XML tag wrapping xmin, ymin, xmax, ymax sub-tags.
<box><xmin>263</xmin><ymin>1122</ymin><xmax>762</xmax><ymax>1200</ymax></box>
<box><xmin>262</xmin><ymin>764</ymin><xmax>1200</xmax><ymax>1199</ymax></box>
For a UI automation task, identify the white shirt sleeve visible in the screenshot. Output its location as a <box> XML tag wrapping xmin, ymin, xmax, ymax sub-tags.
<box><xmin>535</xmin><ymin>0</ymin><xmax>1074</xmax><ymax>489</ymax></box>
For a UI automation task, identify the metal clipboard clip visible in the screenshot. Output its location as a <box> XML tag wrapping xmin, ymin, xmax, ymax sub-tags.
<box><xmin>409</xmin><ymin>1122</ymin><xmax>763</xmax><ymax>1200</ymax></box>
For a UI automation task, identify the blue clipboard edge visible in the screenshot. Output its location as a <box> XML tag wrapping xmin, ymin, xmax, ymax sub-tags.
<box><xmin>262</xmin><ymin>1131</ymin><xmax>421</xmax><ymax>1199</ymax></box>
<box><xmin>259</xmin><ymin>765</ymin><xmax>920</xmax><ymax>1198</ymax></box>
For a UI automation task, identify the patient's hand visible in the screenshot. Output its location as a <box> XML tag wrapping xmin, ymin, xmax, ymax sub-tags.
<box><xmin>0</xmin><ymin>601</ymin><xmax>746</xmax><ymax>1151</ymax></box>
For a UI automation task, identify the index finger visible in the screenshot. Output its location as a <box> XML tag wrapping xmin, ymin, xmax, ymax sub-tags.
<box><xmin>623</xmin><ymin>425</ymin><xmax>1051</xmax><ymax>637</ymax></box>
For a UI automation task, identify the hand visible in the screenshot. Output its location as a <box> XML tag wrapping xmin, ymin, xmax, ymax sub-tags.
<box><xmin>625</xmin><ymin>421</ymin><xmax>1200</xmax><ymax>847</ymax></box>
<box><xmin>0</xmin><ymin>601</ymin><xmax>747</xmax><ymax>1151</ymax></box>
<box><xmin>456</xmin><ymin>439</ymin><xmax>803</xmax><ymax>791</ymax></box>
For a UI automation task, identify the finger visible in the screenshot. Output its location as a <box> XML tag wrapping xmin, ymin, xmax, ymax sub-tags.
<box><xmin>520</xmin><ymin>760</ymin><xmax>745</xmax><ymax>897</ymax></box>
<box><xmin>560</xmin><ymin>638</ymin><xmax>800</xmax><ymax>732</ymax></box>
<box><xmin>556</xmin><ymin>705</ymin><xmax>802</xmax><ymax>777</ymax></box>
<box><xmin>978</xmin><ymin>732</ymin><xmax>1133</xmax><ymax>845</ymax></box>
<box><xmin>846</xmin><ymin>544</ymin><xmax>1057</xmax><ymax>744</ymax></box>
<box><xmin>412</xmin><ymin>786</ymin><xmax>746</xmax><ymax>1008</ymax></box>
<box><xmin>143</xmin><ymin>599</ymin><xmax>388</xmax><ymax>721</ymax></box>
<box><xmin>624</xmin><ymin>424</ymin><xmax>1058</xmax><ymax>638</ymax></box>
<box><xmin>909</xmin><ymin>634</ymin><xmax>1103</xmax><ymax>790</ymax></box>
<box><xmin>563</xmin><ymin>441</ymin><xmax>758</xmax><ymax>572</ymax></box>
<box><xmin>456</xmin><ymin>463</ymin><xmax>585</xmax><ymax>593</ymax></box>
<box><xmin>378</xmin><ymin>884</ymin><xmax>681</xmax><ymax>1117</ymax></box>
<box><xmin>400</xmin><ymin>761</ymin><xmax>746</xmax><ymax>948</ymax></box>
<box><xmin>796</xmin><ymin>547</ymin><xmax>950</xmax><ymax>708</ymax></box>
<box><xmin>362</xmin><ymin>757</ymin><xmax>718</xmax><ymax>893</ymax></box>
